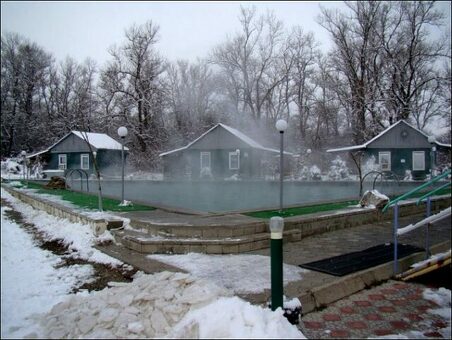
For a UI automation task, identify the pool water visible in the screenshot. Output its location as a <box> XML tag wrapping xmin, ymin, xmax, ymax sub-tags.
<box><xmin>76</xmin><ymin>179</ymin><xmax>441</xmax><ymax>213</ymax></box>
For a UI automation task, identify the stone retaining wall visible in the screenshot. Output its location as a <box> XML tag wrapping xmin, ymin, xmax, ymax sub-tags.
<box><xmin>2</xmin><ymin>185</ymin><xmax>108</xmax><ymax>236</ymax></box>
<box><xmin>3</xmin><ymin>183</ymin><xmax>450</xmax><ymax>255</ymax></box>
<box><xmin>282</xmin><ymin>196</ymin><xmax>451</xmax><ymax>243</ymax></box>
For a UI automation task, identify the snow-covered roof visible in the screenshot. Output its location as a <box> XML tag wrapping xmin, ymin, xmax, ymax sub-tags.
<box><xmin>26</xmin><ymin>149</ymin><xmax>50</xmax><ymax>159</ymax></box>
<box><xmin>327</xmin><ymin>120</ymin><xmax>449</xmax><ymax>153</ymax></box>
<box><xmin>435</xmin><ymin>141</ymin><xmax>451</xmax><ymax>149</ymax></box>
<box><xmin>45</xmin><ymin>130</ymin><xmax>129</xmax><ymax>152</ymax></box>
<box><xmin>72</xmin><ymin>131</ymin><xmax>129</xmax><ymax>151</ymax></box>
<box><xmin>160</xmin><ymin>123</ymin><xmax>292</xmax><ymax>157</ymax></box>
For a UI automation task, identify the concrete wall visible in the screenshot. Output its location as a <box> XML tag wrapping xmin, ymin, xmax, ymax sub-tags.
<box><xmin>2</xmin><ymin>185</ymin><xmax>108</xmax><ymax>236</ymax></box>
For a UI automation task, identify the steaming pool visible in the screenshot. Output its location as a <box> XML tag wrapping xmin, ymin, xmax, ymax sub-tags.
<box><xmin>74</xmin><ymin>179</ymin><xmax>441</xmax><ymax>213</ymax></box>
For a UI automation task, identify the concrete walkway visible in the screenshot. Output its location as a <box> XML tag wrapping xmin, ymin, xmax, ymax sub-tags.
<box><xmin>242</xmin><ymin>212</ymin><xmax>450</xmax><ymax>313</ymax></box>
<box><xmin>97</xmin><ymin>210</ymin><xmax>451</xmax><ymax>318</ymax></box>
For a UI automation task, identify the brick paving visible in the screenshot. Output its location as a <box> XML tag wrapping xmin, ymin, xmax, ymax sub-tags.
<box><xmin>299</xmin><ymin>280</ymin><xmax>450</xmax><ymax>339</ymax></box>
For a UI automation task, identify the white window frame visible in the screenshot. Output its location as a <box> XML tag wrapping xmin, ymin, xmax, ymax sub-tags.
<box><xmin>80</xmin><ymin>153</ymin><xmax>89</xmax><ymax>170</ymax></box>
<box><xmin>378</xmin><ymin>151</ymin><xmax>391</xmax><ymax>171</ymax></box>
<box><xmin>229</xmin><ymin>152</ymin><xmax>240</xmax><ymax>170</ymax></box>
<box><xmin>200</xmin><ymin>152</ymin><xmax>211</xmax><ymax>169</ymax></box>
<box><xmin>412</xmin><ymin>151</ymin><xmax>425</xmax><ymax>171</ymax></box>
<box><xmin>58</xmin><ymin>154</ymin><xmax>67</xmax><ymax>170</ymax></box>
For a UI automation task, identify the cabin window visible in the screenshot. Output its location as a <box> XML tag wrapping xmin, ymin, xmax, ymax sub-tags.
<box><xmin>412</xmin><ymin>151</ymin><xmax>425</xmax><ymax>171</ymax></box>
<box><xmin>200</xmin><ymin>152</ymin><xmax>211</xmax><ymax>169</ymax></box>
<box><xmin>229</xmin><ymin>152</ymin><xmax>240</xmax><ymax>170</ymax></box>
<box><xmin>81</xmin><ymin>154</ymin><xmax>89</xmax><ymax>170</ymax></box>
<box><xmin>58</xmin><ymin>154</ymin><xmax>67</xmax><ymax>170</ymax></box>
<box><xmin>378</xmin><ymin>152</ymin><xmax>391</xmax><ymax>171</ymax></box>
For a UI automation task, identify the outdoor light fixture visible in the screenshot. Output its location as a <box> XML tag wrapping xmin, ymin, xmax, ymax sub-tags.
<box><xmin>276</xmin><ymin>119</ymin><xmax>288</xmax><ymax>132</ymax></box>
<box><xmin>275</xmin><ymin>119</ymin><xmax>287</xmax><ymax>212</ymax></box>
<box><xmin>21</xmin><ymin>150</ymin><xmax>27</xmax><ymax>185</ymax></box>
<box><xmin>270</xmin><ymin>216</ymin><xmax>284</xmax><ymax>311</ymax></box>
<box><xmin>427</xmin><ymin>136</ymin><xmax>436</xmax><ymax>176</ymax></box>
<box><xmin>117</xmin><ymin>126</ymin><xmax>128</xmax><ymax>204</ymax></box>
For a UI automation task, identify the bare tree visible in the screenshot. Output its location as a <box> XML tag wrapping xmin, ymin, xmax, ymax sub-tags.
<box><xmin>380</xmin><ymin>1</ymin><xmax>449</xmax><ymax>126</ymax></box>
<box><xmin>318</xmin><ymin>1</ymin><xmax>386</xmax><ymax>144</ymax></box>
<box><xmin>1</xmin><ymin>32</ymin><xmax>53</xmax><ymax>156</ymax></box>
<box><xmin>165</xmin><ymin>59</ymin><xmax>218</xmax><ymax>145</ymax></box>
<box><xmin>212</xmin><ymin>7</ymin><xmax>287</xmax><ymax>125</ymax></box>
<box><xmin>100</xmin><ymin>21</ymin><xmax>167</xmax><ymax>168</ymax></box>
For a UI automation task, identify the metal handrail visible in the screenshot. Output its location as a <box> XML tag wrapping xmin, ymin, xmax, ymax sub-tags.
<box><xmin>416</xmin><ymin>182</ymin><xmax>451</xmax><ymax>205</ymax></box>
<box><xmin>382</xmin><ymin>169</ymin><xmax>451</xmax><ymax>212</ymax></box>
<box><xmin>65</xmin><ymin>169</ymin><xmax>90</xmax><ymax>191</ymax></box>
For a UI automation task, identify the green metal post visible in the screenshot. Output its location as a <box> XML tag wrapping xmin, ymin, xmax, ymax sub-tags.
<box><xmin>270</xmin><ymin>216</ymin><xmax>284</xmax><ymax>311</ymax></box>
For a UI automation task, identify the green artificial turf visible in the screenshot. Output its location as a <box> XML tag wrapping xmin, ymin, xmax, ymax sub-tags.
<box><xmin>245</xmin><ymin>200</ymin><xmax>359</xmax><ymax>219</ymax></box>
<box><xmin>245</xmin><ymin>186</ymin><xmax>451</xmax><ymax>219</ymax></box>
<box><xmin>21</xmin><ymin>181</ymin><xmax>155</xmax><ymax>212</ymax></box>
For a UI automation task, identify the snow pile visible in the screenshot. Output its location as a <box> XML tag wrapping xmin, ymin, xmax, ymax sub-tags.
<box><xmin>149</xmin><ymin>252</ymin><xmax>306</xmax><ymax>294</ymax></box>
<box><xmin>359</xmin><ymin>189</ymin><xmax>389</xmax><ymax>209</ymax></box>
<box><xmin>423</xmin><ymin>287</ymin><xmax>451</xmax><ymax>330</ymax></box>
<box><xmin>327</xmin><ymin>156</ymin><xmax>350</xmax><ymax>180</ymax></box>
<box><xmin>169</xmin><ymin>296</ymin><xmax>305</xmax><ymax>339</ymax></box>
<box><xmin>31</xmin><ymin>271</ymin><xmax>304</xmax><ymax>339</ymax></box>
<box><xmin>1</xmin><ymin>206</ymin><xmax>95</xmax><ymax>338</ymax></box>
<box><xmin>1</xmin><ymin>188</ymin><xmax>120</xmax><ymax>266</ymax></box>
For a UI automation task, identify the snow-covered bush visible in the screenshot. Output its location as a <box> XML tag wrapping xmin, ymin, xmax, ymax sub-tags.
<box><xmin>298</xmin><ymin>166</ymin><xmax>309</xmax><ymax>181</ymax></box>
<box><xmin>224</xmin><ymin>173</ymin><xmax>240</xmax><ymax>181</ymax></box>
<box><xmin>200</xmin><ymin>167</ymin><xmax>213</xmax><ymax>179</ymax></box>
<box><xmin>298</xmin><ymin>165</ymin><xmax>322</xmax><ymax>180</ymax></box>
<box><xmin>403</xmin><ymin>170</ymin><xmax>413</xmax><ymax>181</ymax></box>
<box><xmin>1</xmin><ymin>159</ymin><xmax>21</xmax><ymax>174</ymax></box>
<box><xmin>328</xmin><ymin>156</ymin><xmax>350</xmax><ymax>180</ymax></box>
<box><xmin>362</xmin><ymin>155</ymin><xmax>379</xmax><ymax>176</ymax></box>
<box><xmin>310</xmin><ymin>165</ymin><xmax>322</xmax><ymax>180</ymax></box>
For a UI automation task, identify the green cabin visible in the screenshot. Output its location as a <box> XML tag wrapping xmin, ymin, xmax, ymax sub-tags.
<box><xmin>327</xmin><ymin>120</ymin><xmax>451</xmax><ymax>180</ymax></box>
<box><xmin>159</xmin><ymin>123</ymin><xmax>292</xmax><ymax>180</ymax></box>
<box><xmin>28</xmin><ymin>131</ymin><xmax>128</xmax><ymax>178</ymax></box>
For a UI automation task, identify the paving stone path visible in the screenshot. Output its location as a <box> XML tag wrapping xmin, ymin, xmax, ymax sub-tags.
<box><xmin>299</xmin><ymin>279</ymin><xmax>450</xmax><ymax>339</ymax></box>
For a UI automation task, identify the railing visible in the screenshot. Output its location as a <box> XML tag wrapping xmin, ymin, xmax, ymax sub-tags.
<box><xmin>65</xmin><ymin>169</ymin><xmax>90</xmax><ymax>192</ymax></box>
<box><xmin>382</xmin><ymin>170</ymin><xmax>450</xmax><ymax>213</ymax></box>
<box><xmin>360</xmin><ymin>170</ymin><xmax>400</xmax><ymax>197</ymax></box>
<box><xmin>380</xmin><ymin>169</ymin><xmax>451</xmax><ymax>275</ymax></box>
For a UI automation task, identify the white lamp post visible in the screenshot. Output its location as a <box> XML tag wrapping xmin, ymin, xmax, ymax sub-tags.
<box><xmin>276</xmin><ymin>119</ymin><xmax>288</xmax><ymax>213</ymax></box>
<box><xmin>21</xmin><ymin>150</ymin><xmax>27</xmax><ymax>186</ymax></box>
<box><xmin>427</xmin><ymin>136</ymin><xmax>436</xmax><ymax>177</ymax></box>
<box><xmin>117</xmin><ymin>126</ymin><xmax>128</xmax><ymax>204</ymax></box>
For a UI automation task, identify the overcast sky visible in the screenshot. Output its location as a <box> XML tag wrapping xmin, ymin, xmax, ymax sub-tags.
<box><xmin>2</xmin><ymin>1</ymin><xmax>450</xmax><ymax>66</ymax></box>
<box><xmin>1</xmin><ymin>1</ymin><xmax>350</xmax><ymax>65</ymax></box>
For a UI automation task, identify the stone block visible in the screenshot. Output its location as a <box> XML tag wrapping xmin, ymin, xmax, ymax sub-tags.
<box><xmin>189</xmin><ymin>244</ymin><xmax>206</xmax><ymax>253</ymax></box>
<box><xmin>141</xmin><ymin>243</ymin><xmax>160</xmax><ymax>253</ymax></box>
<box><xmin>202</xmin><ymin>228</ymin><xmax>218</xmax><ymax>238</ymax></box>
<box><xmin>238</xmin><ymin>242</ymin><xmax>253</xmax><ymax>253</ymax></box>
<box><xmin>222</xmin><ymin>244</ymin><xmax>239</xmax><ymax>254</ymax></box>
<box><xmin>205</xmin><ymin>244</ymin><xmax>223</xmax><ymax>254</ymax></box>
<box><xmin>217</xmin><ymin>228</ymin><xmax>233</xmax><ymax>238</ymax></box>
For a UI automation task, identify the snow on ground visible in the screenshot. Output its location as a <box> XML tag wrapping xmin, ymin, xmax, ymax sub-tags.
<box><xmin>371</xmin><ymin>286</ymin><xmax>451</xmax><ymax>339</ymax></box>
<box><xmin>148</xmin><ymin>252</ymin><xmax>307</xmax><ymax>294</ymax></box>
<box><xmin>1</xmin><ymin>205</ymin><xmax>95</xmax><ymax>338</ymax></box>
<box><xmin>1</xmin><ymin>188</ymin><xmax>121</xmax><ymax>266</ymax></box>
<box><xmin>1</xmin><ymin>187</ymin><xmax>306</xmax><ymax>338</ymax></box>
